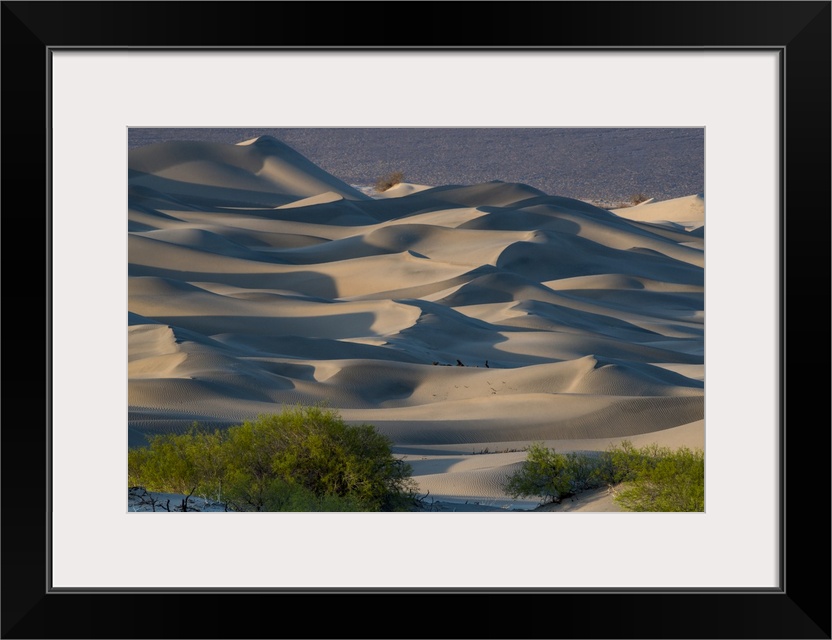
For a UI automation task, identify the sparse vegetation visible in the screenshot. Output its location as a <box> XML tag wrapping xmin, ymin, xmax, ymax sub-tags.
<box><xmin>128</xmin><ymin>405</ymin><xmax>417</xmax><ymax>512</ymax></box>
<box><xmin>503</xmin><ymin>440</ymin><xmax>704</xmax><ymax>512</ymax></box>
<box><xmin>605</xmin><ymin>193</ymin><xmax>651</xmax><ymax>209</ymax></box>
<box><xmin>472</xmin><ymin>446</ymin><xmax>524</xmax><ymax>455</ymax></box>
<box><xmin>374</xmin><ymin>170</ymin><xmax>404</xmax><ymax>192</ymax></box>
<box><xmin>609</xmin><ymin>444</ymin><xmax>704</xmax><ymax>512</ymax></box>
<box><xmin>503</xmin><ymin>443</ymin><xmax>582</xmax><ymax>504</ymax></box>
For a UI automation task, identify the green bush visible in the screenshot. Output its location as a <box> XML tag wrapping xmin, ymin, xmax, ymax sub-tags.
<box><xmin>503</xmin><ymin>440</ymin><xmax>704</xmax><ymax>512</ymax></box>
<box><xmin>128</xmin><ymin>405</ymin><xmax>416</xmax><ymax>512</ymax></box>
<box><xmin>259</xmin><ymin>478</ymin><xmax>364</xmax><ymax>512</ymax></box>
<box><xmin>503</xmin><ymin>443</ymin><xmax>595</xmax><ymax>503</ymax></box>
<box><xmin>613</xmin><ymin>446</ymin><xmax>704</xmax><ymax>512</ymax></box>
<box><xmin>593</xmin><ymin>440</ymin><xmax>656</xmax><ymax>485</ymax></box>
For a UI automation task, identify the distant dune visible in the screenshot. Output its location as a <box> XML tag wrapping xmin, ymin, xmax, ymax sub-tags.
<box><xmin>128</xmin><ymin>135</ymin><xmax>704</xmax><ymax>511</ymax></box>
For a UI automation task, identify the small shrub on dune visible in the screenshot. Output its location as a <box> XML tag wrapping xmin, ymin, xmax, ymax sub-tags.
<box><xmin>503</xmin><ymin>443</ymin><xmax>592</xmax><ymax>504</ymax></box>
<box><xmin>374</xmin><ymin>170</ymin><xmax>404</xmax><ymax>192</ymax></box>
<box><xmin>612</xmin><ymin>445</ymin><xmax>704</xmax><ymax>512</ymax></box>
<box><xmin>608</xmin><ymin>193</ymin><xmax>650</xmax><ymax>209</ymax></box>
<box><xmin>593</xmin><ymin>440</ymin><xmax>651</xmax><ymax>485</ymax></box>
<box><xmin>503</xmin><ymin>440</ymin><xmax>704</xmax><ymax>512</ymax></box>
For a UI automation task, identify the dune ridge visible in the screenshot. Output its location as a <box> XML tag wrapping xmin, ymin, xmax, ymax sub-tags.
<box><xmin>128</xmin><ymin>135</ymin><xmax>704</xmax><ymax>511</ymax></box>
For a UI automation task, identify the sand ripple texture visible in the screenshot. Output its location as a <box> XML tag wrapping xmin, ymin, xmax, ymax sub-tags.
<box><xmin>128</xmin><ymin>135</ymin><xmax>704</xmax><ymax>509</ymax></box>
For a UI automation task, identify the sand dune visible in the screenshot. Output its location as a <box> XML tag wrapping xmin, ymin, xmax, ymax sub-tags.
<box><xmin>611</xmin><ymin>194</ymin><xmax>705</xmax><ymax>234</ymax></box>
<box><xmin>128</xmin><ymin>135</ymin><xmax>704</xmax><ymax>510</ymax></box>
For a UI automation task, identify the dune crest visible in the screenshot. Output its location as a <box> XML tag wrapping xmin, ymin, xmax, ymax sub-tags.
<box><xmin>129</xmin><ymin>135</ymin><xmax>370</xmax><ymax>207</ymax></box>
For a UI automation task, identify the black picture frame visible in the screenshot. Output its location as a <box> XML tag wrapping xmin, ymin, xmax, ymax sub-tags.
<box><xmin>3</xmin><ymin>1</ymin><xmax>829</xmax><ymax>638</ymax></box>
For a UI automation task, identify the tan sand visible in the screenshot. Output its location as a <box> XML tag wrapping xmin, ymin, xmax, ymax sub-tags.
<box><xmin>128</xmin><ymin>136</ymin><xmax>704</xmax><ymax>511</ymax></box>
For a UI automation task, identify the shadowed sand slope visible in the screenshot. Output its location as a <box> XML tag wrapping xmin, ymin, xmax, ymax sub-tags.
<box><xmin>128</xmin><ymin>136</ymin><xmax>704</xmax><ymax>510</ymax></box>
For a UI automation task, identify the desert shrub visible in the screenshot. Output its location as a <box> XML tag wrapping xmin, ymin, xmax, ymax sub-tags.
<box><xmin>127</xmin><ymin>445</ymin><xmax>151</xmax><ymax>488</ymax></box>
<box><xmin>259</xmin><ymin>478</ymin><xmax>364</xmax><ymax>512</ymax></box>
<box><xmin>127</xmin><ymin>405</ymin><xmax>416</xmax><ymax>512</ymax></box>
<box><xmin>504</xmin><ymin>440</ymin><xmax>704</xmax><ymax>512</ymax></box>
<box><xmin>564</xmin><ymin>451</ymin><xmax>599</xmax><ymax>492</ymax></box>
<box><xmin>127</xmin><ymin>425</ymin><xmax>224</xmax><ymax>498</ymax></box>
<box><xmin>374</xmin><ymin>170</ymin><xmax>404</xmax><ymax>192</ymax></box>
<box><xmin>593</xmin><ymin>440</ymin><xmax>649</xmax><ymax>485</ymax></box>
<box><xmin>630</xmin><ymin>192</ymin><xmax>649</xmax><ymax>205</ymax></box>
<box><xmin>504</xmin><ymin>443</ymin><xmax>578</xmax><ymax>502</ymax></box>
<box><xmin>613</xmin><ymin>445</ymin><xmax>704</xmax><ymax>512</ymax></box>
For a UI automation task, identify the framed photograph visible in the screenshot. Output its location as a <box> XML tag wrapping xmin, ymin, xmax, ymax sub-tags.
<box><xmin>4</xmin><ymin>1</ymin><xmax>829</xmax><ymax>638</ymax></box>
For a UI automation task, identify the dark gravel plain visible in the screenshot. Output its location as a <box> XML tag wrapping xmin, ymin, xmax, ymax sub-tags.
<box><xmin>128</xmin><ymin>127</ymin><xmax>703</xmax><ymax>207</ymax></box>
